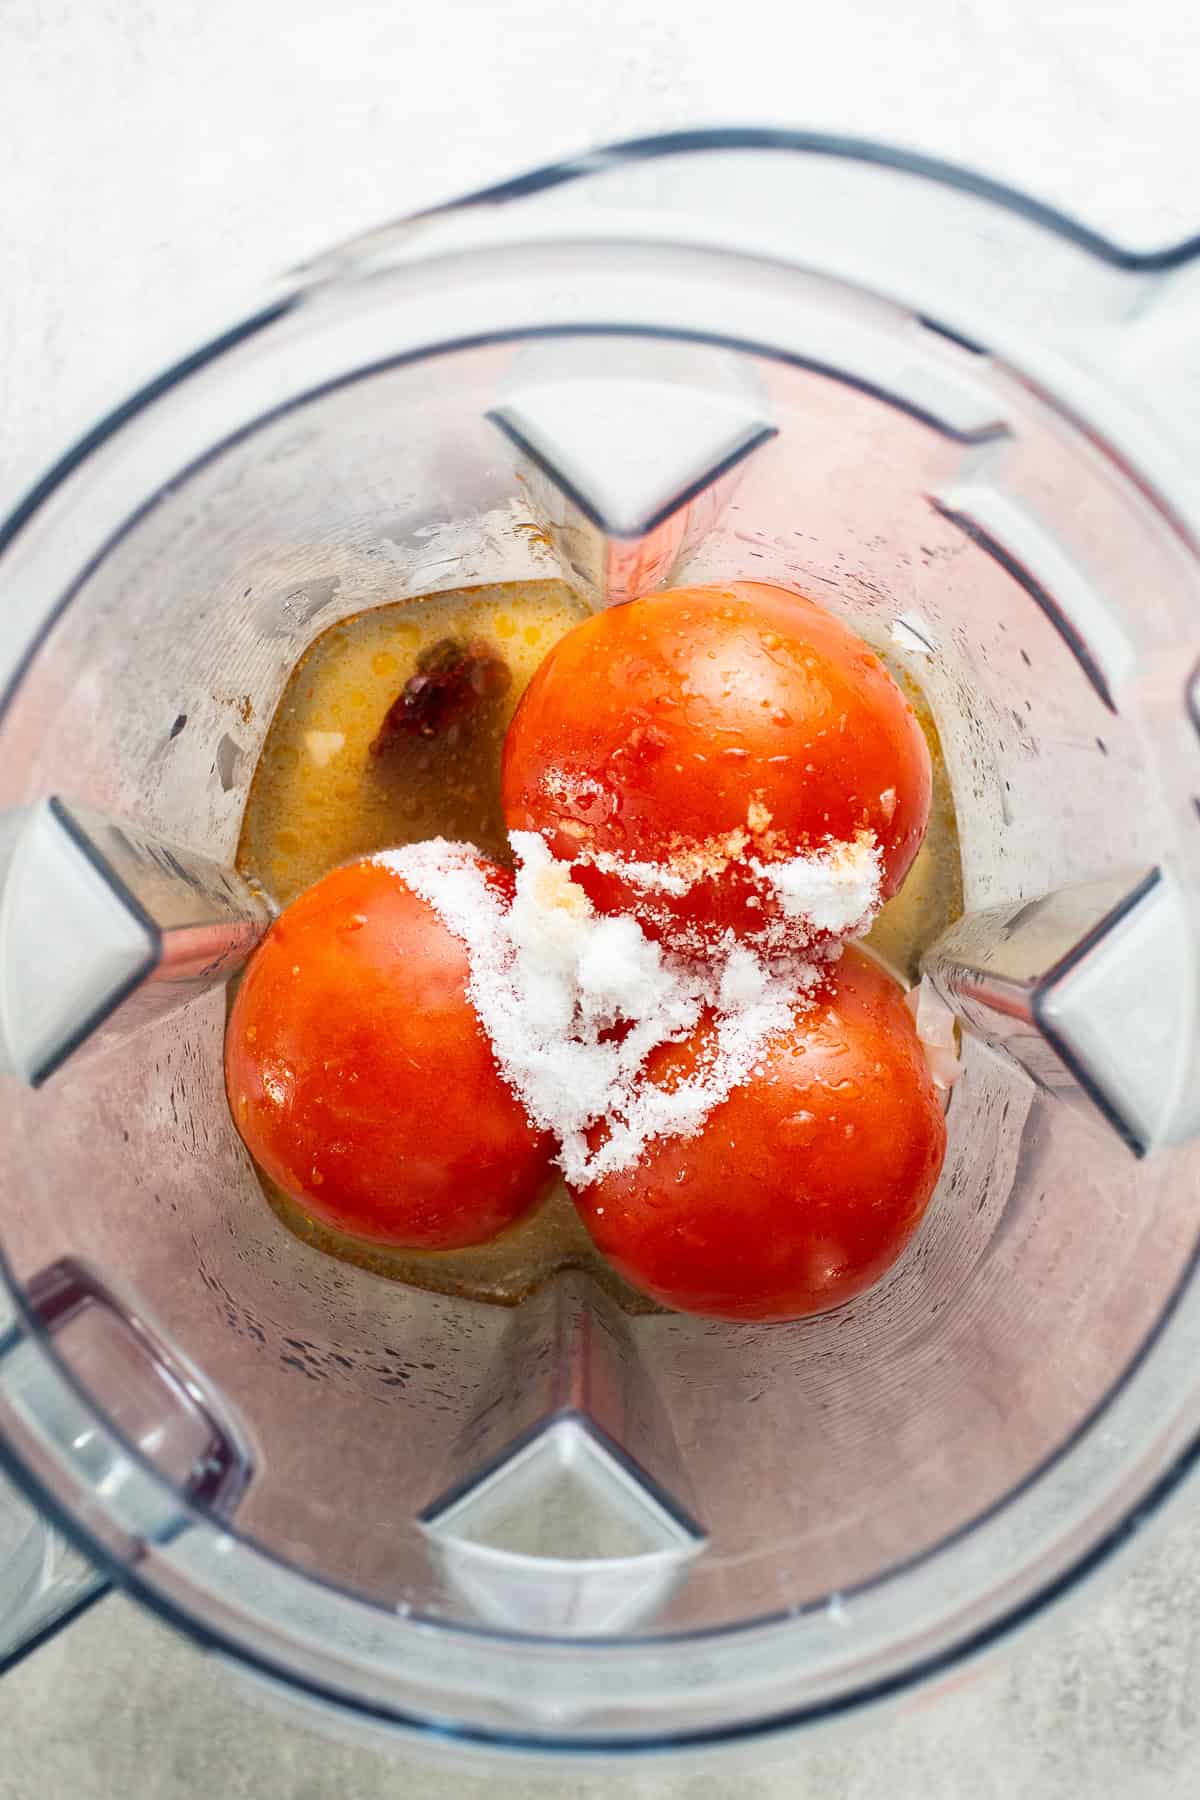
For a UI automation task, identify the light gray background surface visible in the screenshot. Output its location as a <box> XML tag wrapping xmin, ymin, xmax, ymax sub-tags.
<box><xmin>3</xmin><ymin>1</ymin><xmax>1200</xmax><ymax>1793</ymax></box>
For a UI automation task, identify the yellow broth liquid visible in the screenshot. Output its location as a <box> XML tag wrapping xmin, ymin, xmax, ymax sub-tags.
<box><xmin>236</xmin><ymin>580</ymin><xmax>962</xmax><ymax>1308</ymax></box>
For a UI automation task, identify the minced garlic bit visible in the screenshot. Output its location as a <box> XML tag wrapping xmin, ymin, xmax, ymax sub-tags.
<box><xmin>905</xmin><ymin>975</ymin><xmax>962</xmax><ymax>1092</ymax></box>
<box><xmin>304</xmin><ymin>730</ymin><xmax>346</xmax><ymax>768</ymax></box>
<box><xmin>746</xmin><ymin>797</ymin><xmax>773</xmax><ymax>835</ymax></box>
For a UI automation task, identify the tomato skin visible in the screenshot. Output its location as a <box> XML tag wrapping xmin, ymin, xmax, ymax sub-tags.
<box><xmin>225</xmin><ymin>858</ymin><xmax>553</xmax><ymax>1249</ymax></box>
<box><xmin>502</xmin><ymin>582</ymin><xmax>931</xmax><ymax>948</ymax></box>
<box><xmin>569</xmin><ymin>949</ymin><xmax>946</xmax><ymax>1321</ymax></box>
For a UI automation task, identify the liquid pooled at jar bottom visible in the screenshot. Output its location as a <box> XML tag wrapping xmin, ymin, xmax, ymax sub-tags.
<box><xmin>235</xmin><ymin>579</ymin><xmax>963</xmax><ymax>1310</ymax></box>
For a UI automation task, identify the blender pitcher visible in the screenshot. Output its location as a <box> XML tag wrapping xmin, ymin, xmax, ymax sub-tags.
<box><xmin>0</xmin><ymin>130</ymin><xmax>1199</xmax><ymax>1751</ymax></box>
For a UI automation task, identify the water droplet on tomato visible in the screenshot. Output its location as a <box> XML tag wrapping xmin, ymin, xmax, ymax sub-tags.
<box><xmin>780</xmin><ymin>1110</ymin><xmax>817</xmax><ymax>1144</ymax></box>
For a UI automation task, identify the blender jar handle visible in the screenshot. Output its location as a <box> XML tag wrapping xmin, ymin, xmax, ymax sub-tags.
<box><xmin>0</xmin><ymin>1258</ymin><xmax>255</xmax><ymax>1676</ymax></box>
<box><xmin>0</xmin><ymin>1464</ymin><xmax>109</xmax><ymax>1676</ymax></box>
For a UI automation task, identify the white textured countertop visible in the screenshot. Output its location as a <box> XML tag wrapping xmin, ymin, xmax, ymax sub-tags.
<box><xmin>4</xmin><ymin>1</ymin><xmax>1200</xmax><ymax>1793</ymax></box>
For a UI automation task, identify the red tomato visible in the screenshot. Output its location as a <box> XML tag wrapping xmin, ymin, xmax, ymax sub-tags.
<box><xmin>502</xmin><ymin>582</ymin><xmax>931</xmax><ymax>950</ymax></box>
<box><xmin>569</xmin><ymin>949</ymin><xmax>946</xmax><ymax>1321</ymax></box>
<box><xmin>225</xmin><ymin>857</ymin><xmax>553</xmax><ymax>1249</ymax></box>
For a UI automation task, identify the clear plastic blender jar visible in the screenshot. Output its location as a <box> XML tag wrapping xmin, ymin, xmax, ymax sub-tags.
<box><xmin>0</xmin><ymin>131</ymin><xmax>1198</xmax><ymax>1754</ymax></box>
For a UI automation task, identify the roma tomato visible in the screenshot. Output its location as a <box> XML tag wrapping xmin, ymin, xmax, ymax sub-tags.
<box><xmin>502</xmin><ymin>582</ymin><xmax>931</xmax><ymax>951</ymax></box>
<box><xmin>569</xmin><ymin>949</ymin><xmax>946</xmax><ymax>1321</ymax></box>
<box><xmin>225</xmin><ymin>857</ymin><xmax>553</xmax><ymax>1249</ymax></box>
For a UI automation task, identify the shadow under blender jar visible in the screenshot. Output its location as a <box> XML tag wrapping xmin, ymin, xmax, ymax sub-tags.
<box><xmin>0</xmin><ymin>134</ymin><xmax>1198</xmax><ymax>1754</ymax></box>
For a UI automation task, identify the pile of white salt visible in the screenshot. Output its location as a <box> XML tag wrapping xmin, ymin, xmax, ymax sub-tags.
<box><xmin>379</xmin><ymin>831</ymin><xmax>886</xmax><ymax>1186</ymax></box>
